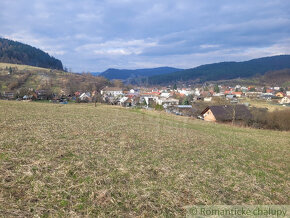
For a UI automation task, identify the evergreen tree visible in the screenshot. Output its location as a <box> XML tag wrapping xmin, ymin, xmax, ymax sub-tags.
<box><xmin>0</xmin><ymin>37</ymin><xmax>63</xmax><ymax>70</ymax></box>
<box><xmin>182</xmin><ymin>98</ymin><xmax>190</xmax><ymax>105</ymax></box>
<box><xmin>214</xmin><ymin>84</ymin><xmax>220</xmax><ymax>93</ymax></box>
<box><xmin>263</xmin><ymin>87</ymin><xmax>267</xmax><ymax>93</ymax></box>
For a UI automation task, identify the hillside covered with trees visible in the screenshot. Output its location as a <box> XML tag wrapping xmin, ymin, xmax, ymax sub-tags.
<box><xmin>0</xmin><ymin>37</ymin><xmax>63</xmax><ymax>70</ymax></box>
<box><xmin>147</xmin><ymin>55</ymin><xmax>290</xmax><ymax>84</ymax></box>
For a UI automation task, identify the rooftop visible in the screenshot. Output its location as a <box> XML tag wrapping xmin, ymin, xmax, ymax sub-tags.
<box><xmin>202</xmin><ymin>105</ymin><xmax>252</xmax><ymax>121</ymax></box>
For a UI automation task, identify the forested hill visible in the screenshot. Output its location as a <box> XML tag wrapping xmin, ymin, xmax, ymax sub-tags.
<box><xmin>99</xmin><ymin>67</ymin><xmax>183</xmax><ymax>80</ymax></box>
<box><xmin>0</xmin><ymin>37</ymin><xmax>63</xmax><ymax>70</ymax></box>
<box><xmin>147</xmin><ymin>55</ymin><xmax>290</xmax><ymax>84</ymax></box>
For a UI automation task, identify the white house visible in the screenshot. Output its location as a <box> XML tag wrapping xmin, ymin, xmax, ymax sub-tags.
<box><xmin>143</xmin><ymin>96</ymin><xmax>158</xmax><ymax>106</ymax></box>
<box><xmin>156</xmin><ymin>97</ymin><xmax>179</xmax><ymax>106</ymax></box>
<box><xmin>204</xmin><ymin>97</ymin><xmax>212</xmax><ymax>102</ymax></box>
<box><xmin>241</xmin><ymin>87</ymin><xmax>248</xmax><ymax>92</ymax></box>
<box><xmin>179</xmin><ymin>89</ymin><xmax>194</xmax><ymax>96</ymax></box>
<box><xmin>119</xmin><ymin>96</ymin><xmax>128</xmax><ymax>104</ymax></box>
<box><xmin>245</xmin><ymin>92</ymin><xmax>262</xmax><ymax>97</ymax></box>
<box><xmin>101</xmin><ymin>87</ymin><xmax>123</xmax><ymax>96</ymax></box>
<box><xmin>279</xmin><ymin>97</ymin><xmax>290</xmax><ymax>104</ymax></box>
<box><xmin>160</xmin><ymin>92</ymin><xmax>171</xmax><ymax>98</ymax></box>
<box><xmin>79</xmin><ymin>92</ymin><xmax>91</xmax><ymax>101</ymax></box>
<box><xmin>194</xmin><ymin>88</ymin><xmax>200</xmax><ymax>96</ymax></box>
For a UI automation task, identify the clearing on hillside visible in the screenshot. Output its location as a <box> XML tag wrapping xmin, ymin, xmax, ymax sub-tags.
<box><xmin>0</xmin><ymin>101</ymin><xmax>289</xmax><ymax>216</ymax></box>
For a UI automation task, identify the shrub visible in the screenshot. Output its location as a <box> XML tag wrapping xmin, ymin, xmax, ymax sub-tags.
<box><xmin>76</xmin><ymin>98</ymin><xmax>89</xmax><ymax>103</ymax></box>
<box><xmin>266</xmin><ymin>109</ymin><xmax>290</xmax><ymax>131</ymax></box>
<box><xmin>249</xmin><ymin>107</ymin><xmax>290</xmax><ymax>131</ymax></box>
<box><xmin>155</xmin><ymin>104</ymin><xmax>164</xmax><ymax>111</ymax></box>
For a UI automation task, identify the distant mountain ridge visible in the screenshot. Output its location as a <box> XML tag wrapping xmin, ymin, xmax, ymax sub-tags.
<box><xmin>91</xmin><ymin>72</ymin><xmax>101</xmax><ymax>76</ymax></box>
<box><xmin>147</xmin><ymin>55</ymin><xmax>290</xmax><ymax>84</ymax></box>
<box><xmin>0</xmin><ymin>37</ymin><xmax>63</xmax><ymax>70</ymax></box>
<box><xmin>99</xmin><ymin>67</ymin><xmax>183</xmax><ymax>80</ymax></box>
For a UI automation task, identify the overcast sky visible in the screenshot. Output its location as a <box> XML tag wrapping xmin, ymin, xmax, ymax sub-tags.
<box><xmin>0</xmin><ymin>0</ymin><xmax>290</xmax><ymax>72</ymax></box>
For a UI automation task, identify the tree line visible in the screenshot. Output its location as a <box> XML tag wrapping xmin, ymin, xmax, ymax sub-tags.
<box><xmin>0</xmin><ymin>37</ymin><xmax>63</xmax><ymax>70</ymax></box>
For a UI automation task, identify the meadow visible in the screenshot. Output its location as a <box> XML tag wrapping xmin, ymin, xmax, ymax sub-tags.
<box><xmin>0</xmin><ymin>101</ymin><xmax>289</xmax><ymax>217</ymax></box>
<box><xmin>241</xmin><ymin>98</ymin><xmax>289</xmax><ymax>112</ymax></box>
<box><xmin>0</xmin><ymin>63</ymin><xmax>53</xmax><ymax>72</ymax></box>
<box><xmin>0</xmin><ymin>63</ymin><xmax>108</xmax><ymax>94</ymax></box>
<box><xmin>0</xmin><ymin>63</ymin><xmax>67</xmax><ymax>93</ymax></box>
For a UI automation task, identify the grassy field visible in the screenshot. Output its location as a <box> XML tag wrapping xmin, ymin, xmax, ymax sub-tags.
<box><xmin>241</xmin><ymin>98</ymin><xmax>290</xmax><ymax>112</ymax></box>
<box><xmin>0</xmin><ymin>63</ymin><xmax>69</xmax><ymax>93</ymax></box>
<box><xmin>0</xmin><ymin>62</ymin><xmax>108</xmax><ymax>94</ymax></box>
<box><xmin>0</xmin><ymin>63</ymin><xmax>52</xmax><ymax>72</ymax></box>
<box><xmin>0</xmin><ymin>101</ymin><xmax>289</xmax><ymax>217</ymax></box>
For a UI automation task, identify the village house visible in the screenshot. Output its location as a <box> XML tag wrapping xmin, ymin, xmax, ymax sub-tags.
<box><xmin>194</xmin><ymin>88</ymin><xmax>201</xmax><ymax>96</ymax></box>
<box><xmin>266</xmin><ymin>88</ymin><xmax>274</xmax><ymax>94</ymax></box>
<box><xmin>104</xmin><ymin>96</ymin><xmax>119</xmax><ymax>105</ymax></box>
<box><xmin>3</xmin><ymin>91</ymin><xmax>14</xmax><ymax>99</ymax></box>
<box><xmin>80</xmin><ymin>92</ymin><xmax>90</xmax><ymax>99</ymax></box>
<box><xmin>204</xmin><ymin>97</ymin><xmax>212</xmax><ymax>102</ymax></box>
<box><xmin>22</xmin><ymin>95</ymin><xmax>30</xmax><ymax>100</ymax></box>
<box><xmin>123</xmin><ymin>98</ymin><xmax>133</xmax><ymax>107</ymax></box>
<box><xmin>22</xmin><ymin>95</ymin><xmax>34</xmax><ymax>100</ymax></box>
<box><xmin>248</xmin><ymin>86</ymin><xmax>256</xmax><ymax>91</ymax></box>
<box><xmin>141</xmin><ymin>91</ymin><xmax>160</xmax><ymax>96</ymax></box>
<box><xmin>226</xmin><ymin>94</ymin><xmax>236</xmax><ymax>100</ymax></box>
<box><xmin>79</xmin><ymin>92</ymin><xmax>92</xmax><ymax>102</ymax></box>
<box><xmin>261</xmin><ymin>92</ymin><xmax>274</xmax><ymax>97</ymax></box>
<box><xmin>235</xmin><ymin>85</ymin><xmax>241</xmax><ymax>89</ymax></box>
<box><xmin>241</xmin><ymin>86</ymin><xmax>248</xmax><ymax>92</ymax></box>
<box><xmin>201</xmin><ymin>105</ymin><xmax>252</xmax><ymax>122</ymax></box>
<box><xmin>118</xmin><ymin>96</ymin><xmax>132</xmax><ymax>107</ymax></box>
<box><xmin>160</xmin><ymin>92</ymin><xmax>171</xmax><ymax>98</ymax></box>
<box><xmin>232</xmin><ymin>91</ymin><xmax>243</xmax><ymax>98</ymax></box>
<box><xmin>245</xmin><ymin>91</ymin><xmax>262</xmax><ymax>98</ymax></box>
<box><xmin>279</xmin><ymin>96</ymin><xmax>290</xmax><ymax>104</ymax></box>
<box><xmin>125</xmin><ymin>89</ymin><xmax>139</xmax><ymax>98</ymax></box>
<box><xmin>101</xmin><ymin>87</ymin><xmax>123</xmax><ymax>97</ymax></box>
<box><xmin>172</xmin><ymin>92</ymin><xmax>185</xmax><ymax>98</ymax></box>
<box><xmin>275</xmin><ymin>92</ymin><xmax>285</xmax><ymax>98</ymax></box>
<box><xmin>178</xmin><ymin>88</ymin><xmax>194</xmax><ymax>96</ymax></box>
<box><xmin>74</xmin><ymin>91</ymin><xmax>81</xmax><ymax>97</ymax></box>
<box><xmin>224</xmin><ymin>90</ymin><xmax>232</xmax><ymax>95</ymax></box>
<box><xmin>200</xmin><ymin>91</ymin><xmax>212</xmax><ymax>98</ymax></box>
<box><xmin>35</xmin><ymin>90</ymin><xmax>49</xmax><ymax>100</ymax></box>
<box><xmin>156</xmin><ymin>97</ymin><xmax>179</xmax><ymax>106</ymax></box>
<box><xmin>140</xmin><ymin>91</ymin><xmax>161</xmax><ymax>106</ymax></box>
<box><xmin>141</xmin><ymin>96</ymin><xmax>157</xmax><ymax>106</ymax></box>
<box><xmin>260</xmin><ymin>93</ymin><xmax>275</xmax><ymax>101</ymax></box>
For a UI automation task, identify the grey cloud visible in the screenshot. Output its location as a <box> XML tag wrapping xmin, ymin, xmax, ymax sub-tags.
<box><xmin>0</xmin><ymin>0</ymin><xmax>289</xmax><ymax>72</ymax></box>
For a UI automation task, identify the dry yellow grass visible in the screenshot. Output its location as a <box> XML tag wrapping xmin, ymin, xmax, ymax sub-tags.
<box><xmin>0</xmin><ymin>101</ymin><xmax>289</xmax><ymax>217</ymax></box>
<box><xmin>0</xmin><ymin>63</ymin><xmax>51</xmax><ymax>72</ymax></box>
<box><xmin>241</xmin><ymin>98</ymin><xmax>289</xmax><ymax>112</ymax></box>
